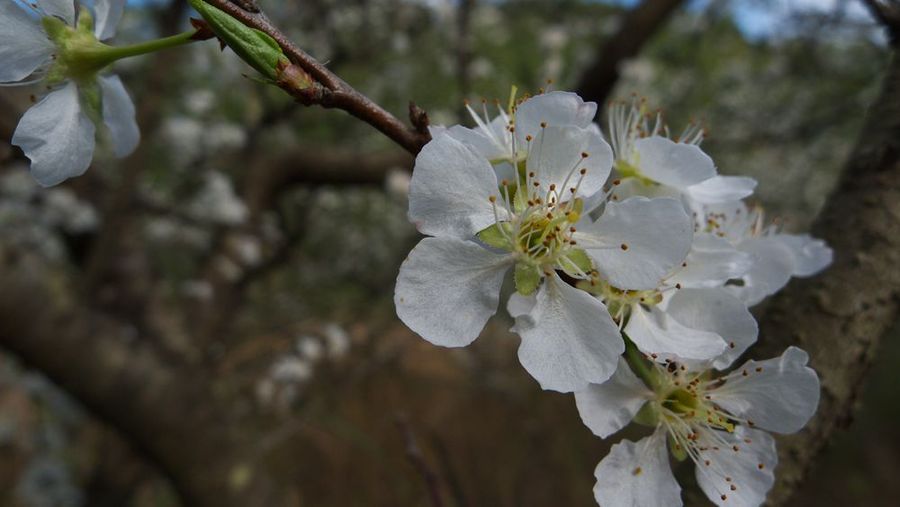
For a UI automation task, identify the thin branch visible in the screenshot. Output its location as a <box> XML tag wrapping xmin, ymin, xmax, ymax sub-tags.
<box><xmin>395</xmin><ymin>414</ymin><xmax>446</xmax><ymax>507</ymax></box>
<box><xmin>201</xmin><ymin>0</ymin><xmax>431</xmax><ymax>154</ymax></box>
<box><xmin>0</xmin><ymin>256</ymin><xmax>289</xmax><ymax>507</ymax></box>
<box><xmin>860</xmin><ymin>0</ymin><xmax>900</xmax><ymax>42</ymax></box>
<box><xmin>245</xmin><ymin>147</ymin><xmax>412</xmax><ymax>213</ymax></box>
<box><xmin>575</xmin><ymin>0</ymin><xmax>686</xmax><ymax>106</ymax></box>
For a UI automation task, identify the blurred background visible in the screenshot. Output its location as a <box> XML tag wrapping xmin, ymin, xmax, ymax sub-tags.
<box><xmin>0</xmin><ymin>0</ymin><xmax>895</xmax><ymax>505</ymax></box>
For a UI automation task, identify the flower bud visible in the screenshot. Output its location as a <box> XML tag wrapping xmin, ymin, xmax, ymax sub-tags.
<box><xmin>188</xmin><ymin>0</ymin><xmax>289</xmax><ymax>81</ymax></box>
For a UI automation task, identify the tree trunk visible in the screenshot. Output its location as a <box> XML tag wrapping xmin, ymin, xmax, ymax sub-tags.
<box><xmin>756</xmin><ymin>50</ymin><xmax>900</xmax><ymax>504</ymax></box>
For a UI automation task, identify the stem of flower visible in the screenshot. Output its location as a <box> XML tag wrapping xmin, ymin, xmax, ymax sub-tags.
<box><xmin>623</xmin><ymin>336</ymin><xmax>658</xmax><ymax>390</ymax></box>
<box><xmin>96</xmin><ymin>29</ymin><xmax>203</xmax><ymax>63</ymax></box>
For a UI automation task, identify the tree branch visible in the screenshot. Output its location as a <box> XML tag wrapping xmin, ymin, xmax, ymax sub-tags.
<box><xmin>861</xmin><ymin>0</ymin><xmax>900</xmax><ymax>42</ymax></box>
<box><xmin>396</xmin><ymin>414</ymin><xmax>446</xmax><ymax>507</ymax></box>
<box><xmin>757</xmin><ymin>48</ymin><xmax>900</xmax><ymax>504</ymax></box>
<box><xmin>245</xmin><ymin>147</ymin><xmax>412</xmax><ymax>214</ymax></box>
<box><xmin>190</xmin><ymin>143</ymin><xmax>411</xmax><ymax>347</ymax></box>
<box><xmin>0</xmin><ymin>249</ymin><xmax>302</xmax><ymax>506</ymax></box>
<box><xmin>575</xmin><ymin>0</ymin><xmax>686</xmax><ymax>106</ymax></box>
<box><xmin>200</xmin><ymin>0</ymin><xmax>431</xmax><ymax>154</ymax></box>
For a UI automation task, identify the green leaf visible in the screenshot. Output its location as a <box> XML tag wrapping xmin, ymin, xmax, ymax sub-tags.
<box><xmin>188</xmin><ymin>0</ymin><xmax>289</xmax><ymax>80</ymax></box>
<box><xmin>558</xmin><ymin>248</ymin><xmax>593</xmax><ymax>277</ymax></box>
<box><xmin>514</xmin><ymin>262</ymin><xmax>541</xmax><ymax>296</ymax></box>
<box><xmin>477</xmin><ymin>223</ymin><xmax>512</xmax><ymax>250</ymax></box>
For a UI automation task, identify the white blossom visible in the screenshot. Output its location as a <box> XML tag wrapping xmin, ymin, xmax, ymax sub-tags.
<box><xmin>296</xmin><ymin>336</ymin><xmax>325</xmax><ymax>362</ymax></box>
<box><xmin>186</xmin><ymin>171</ymin><xmax>249</xmax><ymax>226</ymax></box>
<box><xmin>323</xmin><ymin>323</ymin><xmax>351</xmax><ymax>358</ymax></box>
<box><xmin>396</xmin><ymin>91</ymin><xmax>693</xmax><ymax>392</ymax></box>
<box><xmin>607</xmin><ymin>99</ymin><xmax>756</xmax><ymax>209</ymax></box>
<box><xmin>2</xmin><ymin>0</ymin><xmax>138</xmax><ymax>186</ymax></box>
<box><xmin>576</xmin><ymin>347</ymin><xmax>819</xmax><ymax>507</ymax></box>
<box><xmin>699</xmin><ymin>201</ymin><xmax>833</xmax><ymax>305</ymax></box>
<box><xmin>572</xmin><ymin>223</ymin><xmax>756</xmax><ymax>367</ymax></box>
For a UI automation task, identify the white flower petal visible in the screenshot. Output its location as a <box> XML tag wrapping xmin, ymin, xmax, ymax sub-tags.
<box><xmin>625</xmin><ymin>303</ymin><xmax>727</xmax><ymax>362</ymax></box>
<box><xmin>579</xmin><ymin>197</ymin><xmax>693</xmax><ymax>290</ymax></box>
<box><xmin>93</xmin><ymin>0</ymin><xmax>126</xmax><ymax>40</ymax></box>
<box><xmin>12</xmin><ymin>82</ymin><xmax>96</xmax><ymax>187</ymax></box>
<box><xmin>665</xmin><ymin>288</ymin><xmax>758</xmax><ymax>369</ymax></box>
<box><xmin>395</xmin><ymin>237</ymin><xmax>512</xmax><ymax>347</ymax></box>
<box><xmin>729</xmin><ymin>238</ymin><xmax>795</xmax><ymax>306</ymax></box>
<box><xmin>98</xmin><ymin>74</ymin><xmax>139</xmax><ymax>157</ymax></box>
<box><xmin>575</xmin><ymin>358</ymin><xmax>652</xmax><ymax>438</ymax></box>
<box><xmin>442</xmin><ymin>124</ymin><xmax>508</xmax><ymax>162</ymax></box>
<box><xmin>492</xmin><ymin>160</ymin><xmax>517</xmax><ymax>183</ymax></box>
<box><xmin>0</xmin><ymin>1</ymin><xmax>55</xmax><ymax>82</ymax></box>
<box><xmin>579</xmin><ymin>188</ymin><xmax>608</xmax><ymax>217</ymax></box>
<box><xmin>408</xmin><ymin>134</ymin><xmax>501</xmax><ymax>239</ymax></box>
<box><xmin>514</xmin><ymin>91</ymin><xmax>596</xmax><ymax>144</ymax></box>
<box><xmin>38</xmin><ymin>0</ymin><xmax>74</xmax><ymax>24</ymax></box>
<box><xmin>593</xmin><ymin>428</ymin><xmax>682</xmax><ymax>507</ymax></box>
<box><xmin>525</xmin><ymin>124</ymin><xmax>612</xmax><ymax>200</ymax></box>
<box><xmin>772</xmin><ymin>233</ymin><xmax>833</xmax><ymax>277</ymax></box>
<box><xmin>686</xmin><ymin>176</ymin><xmax>757</xmax><ymax>204</ymax></box>
<box><xmin>634</xmin><ymin>136</ymin><xmax>716</xmax><ymax>189</ymax></box>
<box><xmin>695</xmin><ymin>427</ymin><xmax>777</xmax><ymax>507</ymax></box>
<box><xmin>709</xmin><ymin>347</ymin><xmax>819</xmax><ymax>434</ymax></box>
<box><xmin>609</xmin><ymin>176</ymin><xmax>681</xmax><ymax>202</ymax></box>
<box><xmin>509</xmin><ymin>272</ymin><xmax>623</xmax><ymax>392</ymax></box>
<box><xmin>667</xmin><ymin>234</ymin><xmax>754</xmax><ymax>289</ymax></box>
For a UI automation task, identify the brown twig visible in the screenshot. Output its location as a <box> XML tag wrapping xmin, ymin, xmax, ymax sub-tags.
<box><xmin>200</xmin><ymin>0</ymin><xmax>431</xmax><ymax>155</ymax></box>
<box><xmin>395</xmin><ymin>415</ymin><xmax>445</xmax><ymax>507</ymax></box>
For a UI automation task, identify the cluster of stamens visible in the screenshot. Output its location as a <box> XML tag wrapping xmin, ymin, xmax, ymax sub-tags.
<box><xmin>580</xmin><ymin>276</ymin><xmax>683</xmax><ymax>325</ymax></box>
<box><xmin>485</xmin><ymin>119</ymin><xmax>595</xmax><ymax>277</ymax></box>
<box><xmin>645</xmin><ymin>359</ymin><xmax>767</xmax><ymax>502</ymax></box>
<box><xmin>607</xmin><ymin>97</ymin><xmax>707</xmax><ymax>182</ymax></box>
<box><xmin>697</xmin><ymin>204</ymin><xmax>785</xmax><ymax>243</ymax></box>
<box><xmin>489</xmin><ymin>173</ymin><xmax>587</xmax><ymax>271</ymax></box>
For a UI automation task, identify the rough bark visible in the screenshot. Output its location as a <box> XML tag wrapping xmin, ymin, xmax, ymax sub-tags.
<box><xmin>756</xmin><ymin>50</ymin><xmax>900</xmax><ymax>505</ymax></box>
<box><xmin>576</xmin><ymin>0</ymin><xmax>685</xmax><ymax>106</ymax></box>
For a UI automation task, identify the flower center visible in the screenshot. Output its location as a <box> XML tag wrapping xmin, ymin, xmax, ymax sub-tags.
<box><xmin>648</xmin><ymin>365</ymin><xmax>760</xmax><ymax>504</ymax></box>
<box><xmin>42</xmin><ymin>9</ymin><xmax>112</xmax><ymax>85</ymax></box>
<box><xmin>478</xmin><ymin>173</ymin><xmax>593</xmax><ymax>295</ymax></box>
<box><xmin>512</xmin><ymin>204</ymin><xmax>578</xmax><ymax>265</ymax></box>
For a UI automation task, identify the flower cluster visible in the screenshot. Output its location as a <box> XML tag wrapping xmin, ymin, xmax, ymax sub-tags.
<box><xmin>394</xmin><ymin>92</ymin><xmax>831</xmax><ymax>506</ymax></box>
